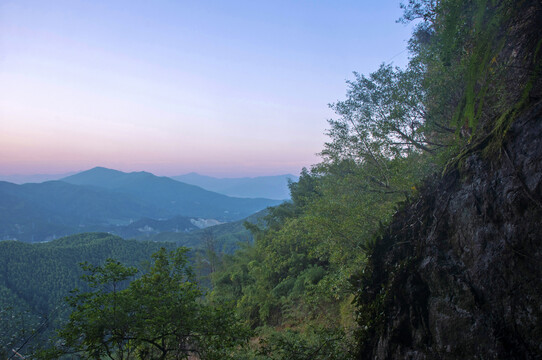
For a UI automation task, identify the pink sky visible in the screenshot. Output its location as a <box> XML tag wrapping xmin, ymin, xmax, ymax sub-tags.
<box><xmin>0</xmin><ymin>1</ymin><xmax>413</xmax><ymax>178</ymax></box>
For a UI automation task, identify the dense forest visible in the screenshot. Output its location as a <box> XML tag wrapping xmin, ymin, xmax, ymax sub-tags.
<box><xmin>0</xmin><ymin>233</ymin><xmax>178</xmax><ymax>357</ymax></box>
<box><xmin>2</xmin><ymin>0</ymin><xmax>541</xmax><ymax>358</ymax></box>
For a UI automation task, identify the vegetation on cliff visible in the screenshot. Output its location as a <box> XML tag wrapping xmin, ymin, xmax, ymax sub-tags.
<box><xmin>350</xmin><ymin>0</ymin><xmax>542</xmax><ymax>358</ymax></box>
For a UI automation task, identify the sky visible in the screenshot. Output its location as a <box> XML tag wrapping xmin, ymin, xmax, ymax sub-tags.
<box><xmin>0</xmin><ymin>0</ymin><xmax>414</xmax><ymax>178</ymax></box>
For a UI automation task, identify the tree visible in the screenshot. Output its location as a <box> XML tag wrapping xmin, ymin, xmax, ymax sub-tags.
<box><xmin>322</xmin><ymin>63</ymin><xmax>441</xmax><ymax>194</ymax></box>
<box><xmin>202</xmin><ymin>229</ymin><xmax>220</xmax><ymax>275</ymax></box>
<box><xmin>53</xmin><ymin>258</ymin><xmax>138</xmax><ymax>359</ymax></box>
<box><xmin>40</xmin><ymin>248</ymin><xmax>250</xmax><ymax>359</ymax></box>
<box><xmin>398</xmin><ymin>0</ymin><xmax>440</xmax><ymax>24</ymax></box>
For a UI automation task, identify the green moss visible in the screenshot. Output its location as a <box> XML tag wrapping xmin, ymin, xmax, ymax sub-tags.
<box><xmin>482</xmin><ymin>37</ymin><xmax>542</xmax><ymax>158</ymax></box>
<box><xmin>443</xmin><ymin>10</ymin><xmax>542</xmax><ymax>175</ymax></box>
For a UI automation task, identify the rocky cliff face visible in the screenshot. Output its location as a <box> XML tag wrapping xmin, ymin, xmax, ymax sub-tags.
<box><xmin>354</xmin><ymin>101</ymin><xmax>542</xmax><ymax>359</ymax></box>
<box><xmin>353</xmin><ymin>1</ymin><xmax>542</xmax><ymax>357</ymax></box>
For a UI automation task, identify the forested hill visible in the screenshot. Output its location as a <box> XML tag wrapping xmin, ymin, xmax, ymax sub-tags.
<box><xmin>0</xmin><ymin>180</ymin><xmax>158</xmax><ymax>241</ymax></box>
<box><xmin>0</xmin><ymin>233</ymin><xmax>175</xmax><ymax>355</ymax></box>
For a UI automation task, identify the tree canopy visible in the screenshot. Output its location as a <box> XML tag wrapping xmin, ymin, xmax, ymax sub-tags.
<box><xmin>40</xmin><ymin>248</ymin><xmax>250</xmax><ymax>360</ymax></box>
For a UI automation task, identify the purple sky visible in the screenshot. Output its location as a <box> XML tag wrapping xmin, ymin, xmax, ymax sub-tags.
<box><xmin>0</xmin><ymin>0</ymin><xmax>414</xmax><ymax>177</ymax></box>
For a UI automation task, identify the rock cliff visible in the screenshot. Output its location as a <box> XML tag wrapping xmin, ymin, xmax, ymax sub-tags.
<box><xmin>354</xmin><ymin>101</ymin><xmax>542</xmax><ymax>359</ymax></box>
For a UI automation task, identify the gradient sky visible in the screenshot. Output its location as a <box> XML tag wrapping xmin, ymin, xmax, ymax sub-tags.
<box><xmin>0</xmin><ymin>0</ymin><xmax>414</xmax><ymax>177</ymax></box>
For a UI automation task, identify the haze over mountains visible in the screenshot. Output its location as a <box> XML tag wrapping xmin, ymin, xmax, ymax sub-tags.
<box><xmin>0</xmin><ymin>172</ymin><xmax>77</xmax><ymax>184</ymax></box>
<box><xmin>0</xmin><ymin>168</ymin><xmax>296</xmax><ymax>199</ymax></box>
<box><xmin>173</xmin><ymin>173</ymin><xmax>297</xmax><ymax>200</ymax></box>
<box><xmin>0</xmin><ymin>167</ymin><xmax>282</xmax><ymax>242</ymax></box>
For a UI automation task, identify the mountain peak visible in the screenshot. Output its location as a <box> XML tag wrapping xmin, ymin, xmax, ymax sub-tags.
<box><xmin>61</xmin><ymin>167</ymin><xmax>126</xmax><ymax>184</ymax></box>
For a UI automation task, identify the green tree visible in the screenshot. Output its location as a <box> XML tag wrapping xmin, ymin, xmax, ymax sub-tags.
<box><xmin>323</xmin><ymin>63</ymin><xmax>439</xmax><ymax>196</ymax></box>
<box><xmin>41</xmin><ymin>247</ymin><xmax>250</xmax><ymax>359</ymax></box>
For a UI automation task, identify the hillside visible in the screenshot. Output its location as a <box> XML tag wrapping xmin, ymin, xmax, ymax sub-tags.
<box><xmin>0</xmin><ymin>180</ymin><xmax>156</xmax><ymax>242</ymax></box>
<box><xmin>0</xmin><ymin>171</ymin><xmax>76</xmax><ymax>184</ymax></box>
<box><xmin>0</xmin><ymin>208</ymin><xmax>266</xmax><ymax>355</ymax></box>
<box><xmin>0</xmin><ymin>233</ymin><xmax>176</xmax><ymax>355</ymax></box>
<box><xmin>200</xmin><ymin>1</ymin><xmax>542</xmax><ymax>358</ymax></box>
<box><xmin>149</xmin><ymin>209</ymin><xmax>268</xmax><ymax>254</ymax></box>
<box><xmin>3</xmin><ymin>0</ymin><xmax>541</xmax><ymax>358</ymax></box>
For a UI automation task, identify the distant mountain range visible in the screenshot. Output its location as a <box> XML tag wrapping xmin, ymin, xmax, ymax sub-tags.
<box><xmin>0</xmin><ymin>167</ymin><xmax>282</xmax><ymax>242</ymax></box>
<box><xmin>0</xmin><ymin>169</ymin><xmax>297</xmax><ymax>199</ymax></box>
<box><xmin>62</xmin><ymin>167</ymin><xmax>281</xmax><ymax>219</ymax></box>
<box><xmin>0</xmin><ymin>171</ymin><xmax>77</xmax><ymax>184</ymax></box>
<box><xmin>172</xmin><ymin>172</ymin><xmax>298</xmax><ymax>200</ymax></box>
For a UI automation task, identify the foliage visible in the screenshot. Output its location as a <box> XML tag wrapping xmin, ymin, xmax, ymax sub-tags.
<box><xmin>0</xmin><ymin>303</ymin><xmax>44</xmax><ymax>360</ymax></box>
<box><xmin>0</xmin><ymin>233</ymin><xmax>174</xmax><ymax>356</ymax></box>
<box><xmin>209</xmin><ymin>162</ymin><xmax>408</xmax><ymax>350</ymax></box>
<box><xmin>254</xmin><ymin>327</ymin><xmax>355</xmax><ymax>360</ymax></box>
<box><xmin>323</xmin><ymin>63</ymin><xmax>440</xmax><ymax>195</ymax></box>
<box><xmin>209</xmin><ymin>35</ymin><xmax>440</xmax><ymax>338</ymax></box>
<box><xmin>39</xmin><ymin>247</ymin><xmax>250</xmax><ymax>359</ymax></box>
<box><xmin>326</xmin><ymin>63</ymin><xmax>431</xmax><ymax>158</ymax></box>
<box><xmin>403</xmin><ymin>0</ymin><xmax>539</xmax><ymax>147</ymax></box>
